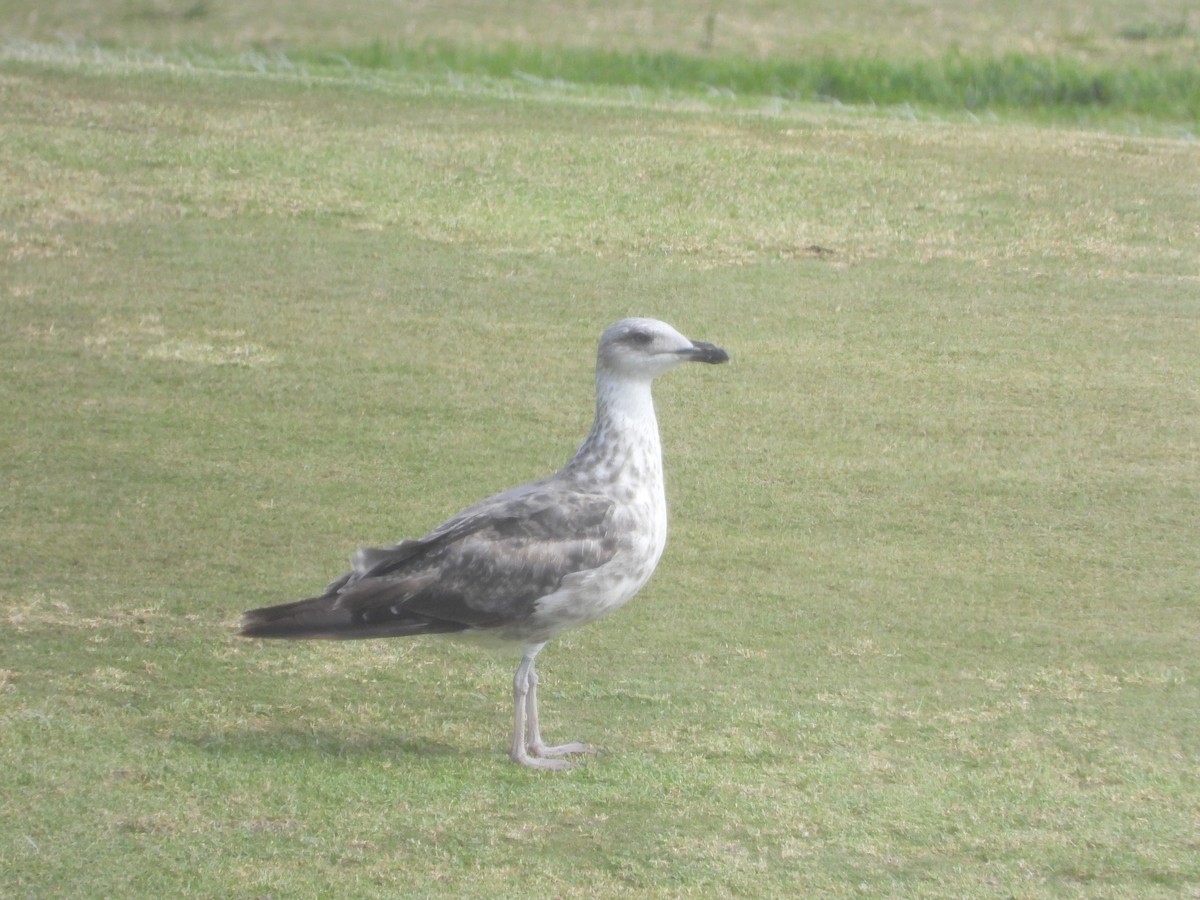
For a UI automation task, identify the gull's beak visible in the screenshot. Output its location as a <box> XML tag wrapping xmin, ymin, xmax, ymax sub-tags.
<box><xmin>679</xmin><ymin>340</ymin><xmax>730</xmax><ymax>365</ymax></box>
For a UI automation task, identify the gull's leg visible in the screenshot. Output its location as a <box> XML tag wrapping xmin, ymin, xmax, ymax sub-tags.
<box><xmin>508</xmin><ymin>644</ymin><xmax>571</xmax><ymax>770</ymax></box>
<box><xmin>525</xmin><ymin>662</ymin><xmax>593</xmax><ymax>760</ymax></box>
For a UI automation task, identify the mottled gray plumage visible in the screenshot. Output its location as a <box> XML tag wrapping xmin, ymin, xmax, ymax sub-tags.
<box><xmin>240</xmin><ymin>318</ymin><xmax>728</xmax><ymax>769</ymax></box>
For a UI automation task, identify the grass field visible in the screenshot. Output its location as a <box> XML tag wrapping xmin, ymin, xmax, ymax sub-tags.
<box><xmin>2</xmin><ymin>2</ymin><xmax>1199</xmax><ymax>897</ymax></box>
<box><xmin>5</xmin><ymin>0</ymin><xmax>1200</xmax><ymax>63</ymax></box>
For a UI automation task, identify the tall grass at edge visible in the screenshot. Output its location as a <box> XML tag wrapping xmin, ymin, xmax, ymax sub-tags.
<box><xmin>310</xmin><ymin>41</ymin><xmax>1200</xmax><ymax>121</ymax></box>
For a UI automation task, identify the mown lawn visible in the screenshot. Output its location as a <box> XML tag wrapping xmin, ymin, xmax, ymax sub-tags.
<box><xmin>1</xmin><ymin>5</ymin><xmax>1198</xmax><ymax>896</ymax></box>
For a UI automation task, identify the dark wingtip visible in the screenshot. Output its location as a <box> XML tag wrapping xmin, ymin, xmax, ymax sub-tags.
<box><xmin>236</xmin><ymin>596</ymin><xmax>336</xmax><ymax>640</ymax></box>
<box><xmin>237</xmin><ymin>608</ymin><xmax>288</xmax><ymax>639</ymax></box>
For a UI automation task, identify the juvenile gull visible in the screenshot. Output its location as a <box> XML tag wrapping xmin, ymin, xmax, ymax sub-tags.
<box><xmin>239</xmin><ymin>318</ymin><xmax>729</xmax><ymax>769</ymax></box>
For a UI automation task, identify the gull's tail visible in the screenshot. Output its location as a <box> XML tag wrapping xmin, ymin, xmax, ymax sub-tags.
<box><xmin>239</xmin><ymin>583</ymin><xmax>467</xmax><ymax>641</ymax></box>
<box><xmin>238</xmin><ymin>593</ymin><xmax>357</xmax><ymax>640</ymax></box>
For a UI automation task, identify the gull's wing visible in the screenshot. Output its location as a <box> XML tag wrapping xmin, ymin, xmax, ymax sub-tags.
<box><xmin>240</xmin><ymin>485</ymin><xmax>618</xmax><ymax>640</ymax></box>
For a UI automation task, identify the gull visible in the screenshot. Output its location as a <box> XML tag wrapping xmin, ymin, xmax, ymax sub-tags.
<box><xmin>239</xmin><ymin>318</ymin><xmax>729</xmax><ymax>769</ymax></box>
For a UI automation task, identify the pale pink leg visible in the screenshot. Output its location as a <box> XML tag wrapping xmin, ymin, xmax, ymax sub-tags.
<box><xmin>508</xmin><ymin>644</ymin><xmax>593</xmax><ymax>770</ymax></box>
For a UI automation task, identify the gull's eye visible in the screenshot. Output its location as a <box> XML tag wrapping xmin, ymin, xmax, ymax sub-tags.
<box><xmin>625</xmin><ymin>330</ymin><xmax>653</xmax><ymax>346</ymax></box>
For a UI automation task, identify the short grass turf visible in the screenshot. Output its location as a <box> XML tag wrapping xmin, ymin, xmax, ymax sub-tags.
<box><xmin>1</xmin><ymin>43</ymin><xmax>1198</xmax><ymax>900</ymax></box>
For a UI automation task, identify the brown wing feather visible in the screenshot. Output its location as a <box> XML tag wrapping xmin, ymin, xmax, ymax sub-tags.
<box><xmin>240</xmin><ymin>485</ymin><xmax>617</xmax><ymax>640</ymax></box>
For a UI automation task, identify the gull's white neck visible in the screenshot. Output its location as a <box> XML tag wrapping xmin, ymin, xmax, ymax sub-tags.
<box><xmin>564</xmin><ymin>372</ymin><xmax>664</xmax><ymax>492</ymax></box>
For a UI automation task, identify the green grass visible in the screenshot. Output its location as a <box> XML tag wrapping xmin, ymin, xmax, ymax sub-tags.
<box><xmin>307</xmin><ymin>41</ymin><xmax>1200</xmax><ymax>124</ymax></box>
<box><xmin>3</xmin><ymin>0</ymin><xmax>1199</xmax><ymax>128</ymax></box>
<box><xmin>5</xmin><ymin>0</ymin><xmax>1200</xmax><ymax>65</ymax></box>
<box><xmin>2</xmin><ymin>6</ymin><xmax>1199</xmax><ymax>897</ymax></box>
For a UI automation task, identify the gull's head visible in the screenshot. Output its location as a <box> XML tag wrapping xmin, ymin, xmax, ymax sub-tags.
<box><xmin>596</xmin><ymin>317</ymin><xmax>729</xmax><ymax>381</ymax></box>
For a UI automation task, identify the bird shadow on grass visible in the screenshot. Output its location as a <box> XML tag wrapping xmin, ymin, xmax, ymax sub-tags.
<box><xmin>181</xmin><ymin>724</ymin><xmax>467</xmax><ymax>764</ymax></box>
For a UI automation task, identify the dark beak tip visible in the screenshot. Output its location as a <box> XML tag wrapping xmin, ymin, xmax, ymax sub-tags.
<box><xmin>689</xmin><ymin>341</ymin><xmax>730</xmax><ymax>364</ymax></box>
